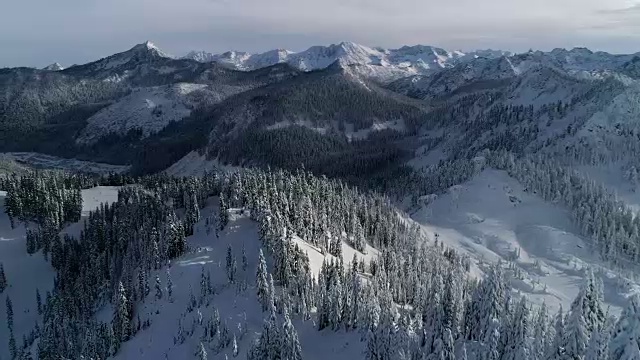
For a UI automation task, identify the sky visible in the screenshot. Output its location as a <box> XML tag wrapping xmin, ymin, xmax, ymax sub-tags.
<box><xmin>1</xmin><ymin>0</ymin><xmax>640</xmax><ymax>68</ymax></box>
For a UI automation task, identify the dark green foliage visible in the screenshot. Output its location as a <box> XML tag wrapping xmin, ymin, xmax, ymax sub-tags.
<box><xmin>0</xmin><ymin>103</ymin><xmax>110</xmax><ymax>156</ymax></box>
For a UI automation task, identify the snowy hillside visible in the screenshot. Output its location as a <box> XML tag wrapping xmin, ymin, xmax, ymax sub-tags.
<box><xmin>0</xmin><ymin>186</ymin><xmax>120</xmax><ymax>360</ymax></box>
<box><xmin>76</xmin><ymin>84</ymin><xmax>208</xmax><ymax>144</ymax></box>
<box><xmin>410</xmin><ymin>169</ymin><xmax>640</xmax><ymax>313</ymax></box>
<box><xmin>112</xmin><ymin>200</ymin><xmax>377</xmax><ymax>360</ymax></box>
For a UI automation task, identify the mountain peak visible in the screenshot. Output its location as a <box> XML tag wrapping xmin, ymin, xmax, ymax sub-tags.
<box><xmin>42</xmin><ymin>62</ymin><xmax>64</xmax><ymax>71</ymax></box>
<box><xmin>130</xmin><ymin>41</ymin><xmax>171</xmax><ymax>58</ymax></box>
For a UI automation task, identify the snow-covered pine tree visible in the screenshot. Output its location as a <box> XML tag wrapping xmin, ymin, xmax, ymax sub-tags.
<box><xmin>482</xmin><ymin>318</ymin><xmax>500</xmax><ymax>360</ymax></box>
<box><xmin>218</xmin><ymin>194</ymin><xmax>230</xmax><ymax>232</ymax></box>
<box><xmin>609</xmin><ymin>294</ymin><xmax>640</xmax><ymax>360</ymax></box>
<box><xmin>532</xmin><ymin>302</ymin><xmax>550</xmax><ymax>360</ymax></box>
<box><xmin>155</xmin><ymin>274</ymin><xmax>163</xmax><ymax>300</ymax></box>
<box><xmin>471</xmin><ymin>263</ymin><xmax>506</xmax><ymax>342</ymax></box>
<box><xmin>257</xmin><ymin>249</ymin><xmax>270</xmax><ymax>312</ymax></box>
<box><xmin>200</xmin><ymin>267</ymin><xmax>209</xmax><ymax>303</ymax></box>
<box><xmin>242</xmin><ymin>244</ymin><xmax>248</xmax><ymax>273</ymax></box>
<box><xmin>196</xmin><ymin>341</ymin><xmax>208</xmax><ymax>360</ymax></box>
<box><xmin>232</xmin><ymin>334</ymin><xmax>239</xmax><ymax>357</ymax></box>
<box><xmin>227</xmin><ymin>245</ymin><xmax>237</xmax><ymax>284</ymax></box>
<box><xmin>585</xmin><ymin>325</ymin><xmax>607</xmax><ymax>360</ymax></box>
<box><xmin>167</xmin><ymin>268</ymin><xmax>174</xmax><ymax>302</ymax></box>
<box><xmin>501</xmin><ymin>296</ymin><xmax>531</xmax><ymax>360</ymax></box>
<box><xmin>562</xmin><ymin>289</ymin><xmax>589</xmax><ymax>360</ymax></box>
<box><xmin>281</xmin><ymin>309</ymin><xmax>303</xmax><ymax>360</ymax></box>
<box><xmin>584</xmin><ymin>270</ymin><xmax>606</xmax><ymax>335</ymax></box>
<box><xmin>427</xmin><ymin>328</ymin><xmax>455</xmax><ymax>360</ymax></box>
<box><xmin>112</xmin><ymin>281</ymin><xmax>130</xmax><ymax>347</ymax></box>
<box><xmin>547</xmin><ymin>306</ymin><xmax>565</xmax><ymax>360</ymax></box>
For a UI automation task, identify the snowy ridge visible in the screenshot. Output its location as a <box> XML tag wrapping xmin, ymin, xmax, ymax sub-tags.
<box><xmin>183</xmin><ymin>42</ymin><xmax>509</xmax><ymax>81</ymax></box>
<box><xmin>76</xmin><ymin>83</ymin><xmax>208</xmax><ymax>144</ymax></box>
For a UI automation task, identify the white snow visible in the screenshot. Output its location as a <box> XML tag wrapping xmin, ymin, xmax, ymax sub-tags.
<box><xmin>0</xmin><ymin>192</ymin><xmax>55</xmax><ymax>360</ymax></box>
<box><xmin>42</xmin><ymin>63</ymin><xmax>64</xmax><ymax>71</ymax></box>
<box><xmin>0</xmin><ymin>186</ymin><xmax>122</xmax><ymax>360</ymax></box>
<box><xmin>409</xmin><ymin>169</ymin><xmax>640</xmax><ymax>313</ymax></box>
<box><xmin>183</xmin><ymin>42</ymin><xmax>510</xmax><ymax>82</ymax></box>
<box><xmin>113</xmin><ymin>200</ymin><xmax>372</xmax><ymax>360</ymax></box>
<box><xmin>76</xmin><ymin>84</ymin><xmax>208</xmax><ymax>144</ymax></box>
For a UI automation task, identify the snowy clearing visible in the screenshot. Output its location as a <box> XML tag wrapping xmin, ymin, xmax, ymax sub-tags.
<box><xmin>410</xmin><ymin>169</ymin><xmax>640</xmax><ymax>313</ymax></box>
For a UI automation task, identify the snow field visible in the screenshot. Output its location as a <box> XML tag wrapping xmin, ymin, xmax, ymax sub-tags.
<box><xmin>410</xmin><ymin>169</ymin><xmax>640</xmax><ymax>314</ymax></box>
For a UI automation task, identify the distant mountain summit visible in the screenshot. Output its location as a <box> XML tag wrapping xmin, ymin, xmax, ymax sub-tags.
<box><xmin>42</xmin><ymin>63</ymin><xmax>64</xmax><ymax>71</ymax></box>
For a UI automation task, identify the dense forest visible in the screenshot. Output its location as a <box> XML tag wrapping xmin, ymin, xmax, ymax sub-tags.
<box><xmin>2</xmin><ymin>165</ymin><xmax>639</xmax><ymax>360</ymax></box>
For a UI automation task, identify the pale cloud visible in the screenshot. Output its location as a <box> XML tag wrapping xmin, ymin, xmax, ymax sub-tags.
<box><xmin>1</xmin><ymin>0</ymin><xmax>640</xmax><ymax>67</ymax></box>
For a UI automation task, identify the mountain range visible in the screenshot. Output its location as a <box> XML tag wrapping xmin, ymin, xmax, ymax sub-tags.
<box><xmin>4</xmin><ymin>39</ymin><xmax>640</xmax><ymax>360</ymax></box>
<box><xmin>1</xmin><ymin>39</ymin><xmax>640</xmax><ymax>180</ymax></box>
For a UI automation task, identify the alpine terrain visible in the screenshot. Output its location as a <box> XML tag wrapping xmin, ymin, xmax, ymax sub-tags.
<box><xmin>1</xmin><ymin>40</ymin><xmax>640</xmax><ymax>360</ymax></box>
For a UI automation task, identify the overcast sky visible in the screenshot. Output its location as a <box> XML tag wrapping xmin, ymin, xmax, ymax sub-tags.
<box><xmin>2</xmin><ymin>0</ymin><xmax>640</xmax><ymax>68</ymax></box>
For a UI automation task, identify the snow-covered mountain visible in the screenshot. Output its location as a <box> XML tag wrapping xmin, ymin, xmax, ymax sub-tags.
<box><xmin>183</xmin><ymin>42</ymin><xmax>512</xmax><ymax>82</ymax></box>
<box><xmin>42</xmin><ymin>63</ymin><xmax>64</xmax><ymax>71</ymax></box>
<box><xmin>6</xmin><ymin>39</ymin><xmax>640</xmax><ymax>360</ymax></box>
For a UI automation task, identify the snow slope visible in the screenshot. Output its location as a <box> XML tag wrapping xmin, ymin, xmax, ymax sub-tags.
<box><xmin>410</xmin><ymin>169</ymin><xmax>640</xmax><ymax>313</ymax></box>
<box><xmin>0</xmin><ymin>186</ymin><xmax>121</xmax><ymax>360</ymax></box>
<box><xmin>113</xmin><ymin>199</ymin><xmax>372</xmax><ymax>360</ymax></box>
<box><xmin>76</xmin><ymin>84</ymin><xmax>208</xmax><ymax>144</ymax></box>
<box><xmin>164</xmin><ymin>151</ymin><xmax>242</xmax><ymax>177</ymax></box>
<box><xmin>0</xmin><ymin>191</ymin><xmax>55</xmax><ymax>360</ymax></box>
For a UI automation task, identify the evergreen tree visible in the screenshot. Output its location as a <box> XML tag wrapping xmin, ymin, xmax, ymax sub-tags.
<box><xmin>227</xmin><ymin>245</ymin><xmax>237</xmax><ymax>284</ymax></box>
<box><xmin>532</xmin><ymin>302</ymin><xmax>549</xmax><ymax>360</ymax></box>
<box><xmin>242</xmin><ymin>244</ymin><xmax>249</xmax><ymax>273</ymax></box>
<box><xmin>0</xmin><ymin>262</ymin><xmax>6</xmax><ymax>293</ymax></box>
<box><xmin>6</xmin><ymin>295</ymin><xmax>13</xmax><ymax>331</ymax></box>
<box><xmin>36</xmin><ymin>288</ymin><xmax>42</xmax><ymax>315</ymax></box>
<box><xmin>482</xmin><ymin>318</ymin><xmax>500</xmax><ymax>360</ymax></box>
<box><xmin>6</xmin><ymin>295</ymin><xmax>16</xmax><ymax>358</ymax></box>
<box><xmin>609</xmin><ymin>294</ymin><xmax>640</xmax><ymax>360</ymax></box>
<box><xmin>112</xmin><ymin>281</ymin><xmax>130</xmax><ymax>344</ymax></box>
<box><xmin>218</xmin><ymin>194</ymin><xmax>230</xmax><ymax>232</ymax></box>
<box><xmin>563</xmin><ymin>290</ymin><xmax>589</xmax><ymax>360</ymax></box>
<box><xmin>167</xmin><ymin>268</ymin><xmax>174</xmax><ymax>302</ymax></box>
<box><xmin>281</xmin><ymin>309</ymin><xmax>303</xmax><ymax>360</ymax></box>
<box><xmin>257</xmin><ymin>249</ymin><xmax>270</xmax><ymax>312</ymax></box>
<box><xmin>233</xmin><ymin>334</ymin><xmax>239</xmax><ymax>358</ymax></box>
<box><xmin>585</xmin><ymin>326</ymin><xmax>607</xmax><ymax>360</ymax></box>
<box><xmin>502</xmin><ymin>297</ymin><xmax>531</xmax><ymax>360</ymax></box>
<box><xmin>155</xmin><ymin>274</ymin><xmax>163</xmax><ymax>300</ymax></box>
<box><xmin>547</xmin><ymin>306</ymin><xmax>565</xmax><ymax>360</ymax></box>
<box><xmin>196</xmin><ymin>341</ymin><xmax>208</xmax><ymax>360</ymax></box>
